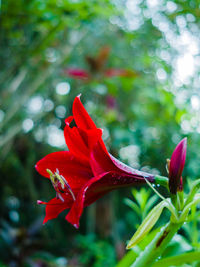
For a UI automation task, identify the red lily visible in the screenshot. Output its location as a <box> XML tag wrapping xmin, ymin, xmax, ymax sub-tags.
<box><xmin>168</xmin><ymin>138</ymin><xmax>187</xmax><ymax>194</ymax></box>
<box><xmin>65</xmin><ymin>46</ymin><xmax>138</xmax><ymax>81</ymax></box>
<box><xmin>36</xmin><ymin>95</ymin><xmax>155</xmax><ymax>228</ymax></box>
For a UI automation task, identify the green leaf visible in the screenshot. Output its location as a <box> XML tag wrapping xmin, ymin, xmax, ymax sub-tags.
<box><xmin>162</xmin><ymin>234</ymin><xmax>193</xmax><ymax>258</ymax></box>
<box><xmin>180</xmin><ymin>194</ymin><xmax>200</xmax><ymax>222</ymax></box>
<box><xmin>184</xmin><ymin>179</ymin><xmax>200</xmax><ymax>207</ymax></box>
<box><xmin>126</xmin><ymin>200</ymin><xmax>167</xmax><ymax>249</ymax></box>
<box><xmin>143</xmin><ymin>194</ymin><xmax>158</xmax><ymax>218</ymax></box>
<box><xmin>124</xmin><ymin>198</ymin><xmax>141</xmax><ymax>216</ymax></box>
<box><xmin>152</xmin><ymin>251</ymin><xmax>200</xmax><ymax>267</ymax></box>
<box><xmin>131</xmin><ymin>188</ymin><xmax>150</xmax><ymax>209</ymax></box>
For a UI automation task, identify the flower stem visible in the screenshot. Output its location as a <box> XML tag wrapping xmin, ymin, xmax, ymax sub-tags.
<box><xmin>154</xmin><ymin>175</ymin><xmax>168</xmax><ymax>189</ymax></box>
<box><xmin>130</xmin><ymin>221</ymin><xmax>183</xmax><ymax>267</ymax></box>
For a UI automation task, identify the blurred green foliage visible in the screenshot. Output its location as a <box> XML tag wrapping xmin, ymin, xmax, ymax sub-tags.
<box><xmin>1</xmin><ymin>0</ymin><xmax>200</xmax><ymax>266</ymax></box>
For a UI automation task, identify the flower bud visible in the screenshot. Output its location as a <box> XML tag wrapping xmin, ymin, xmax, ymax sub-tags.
<box><xmin>169</xmin><ymin>138</ymin><xmax>187</xmax><ymax>194</ymax></box>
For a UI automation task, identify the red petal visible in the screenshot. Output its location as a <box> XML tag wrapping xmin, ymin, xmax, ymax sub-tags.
<box><xmin>110</xmin><ymin>154</ymin><xmax>154</xmax><ymax>181</ymax></box>
<box><xmin>90</xmin><ymin>142</ymin><xmax>119</xmax><ymax>175</ymax></box>
<box><xmin>66</xmin><ymin>171</ymin><xmax>146</xmax><ymax>228</ymax></box>
<box><xmin>65</xmin><ymin>68</ymin><xmax>90</xmax><ymax>80</ymax></box>
<box><xmin>78</xmin><ymin>128</ymin><xmax>103</xmax><ymax>150</ymax></box>
<box><xmin>72</xmin><ymin>96</ymin><xmax>109</xmax><ymax>154</ymax></box>
<box><xmin>65</xmin><ymin>115</ymin><xmax>74</xmax><ymax>125</ymax></box>
<box><xmin>65</xmin><ymin>172</ymin><xmax>111</xmax><ymax>228</ymax></box>
<box><xmin>64</xmin><ymin>124</ymin><xmax>103</xmax><ymax>162</ymax></box>
<box><xmin>90</xmin><ymin>143</ymin><xmax>155</xmax><ymax>182</ymax></box>
<box><xmin>35</xmin><ymin>151</ymin><xmax>92</xmax><ymax>189</ymax></box>
<box><xmin>72</xmin><ymin>95</ymin><xmax>97</xmax><ymax>130</ymax></box>
<box><xmin>43</xmin><ymin>196</ymin><xmax>72</xmax><ymax>224</ymax></box>
<box><xmin>64</xmin><ymin>124</ymin><xmax>89</xmax><ymax>162</ymax></box>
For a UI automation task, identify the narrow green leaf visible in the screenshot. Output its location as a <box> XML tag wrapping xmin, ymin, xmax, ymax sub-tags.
<box><xmin>180</xmin><ymin>194</ymin><xmax>200</xmax><ymax>222</ymax></box>
<box><xmin>124</xmin><ymin>198</ymin><xmax>141</xmax><ymax>216</ymax></box>
<box><xmin>184</xmin><ymin>179</ymin><xmax>200</xmax><ymax>207</ymax></box>
<box><xmin>152</xmin><ymin>251</ymin><xmax>200</xmax><ymax>267</ymax></box>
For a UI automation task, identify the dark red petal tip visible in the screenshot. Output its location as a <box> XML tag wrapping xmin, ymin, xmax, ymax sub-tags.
<box><xmin>72</xmin><ymin>95</ymin><xmax>97</xmax><ymax>130</ymax></box>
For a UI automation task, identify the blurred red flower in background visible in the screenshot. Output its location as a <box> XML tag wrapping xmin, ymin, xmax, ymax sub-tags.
<box><xmin>36</xmin><ymin>95</ymin><xmax>154</xmax><ymax>228</ymax></box>
<box><xmin>64</xmin><ymin>46</ymin><xmax>138</xmax><ymax>81</ymax></box>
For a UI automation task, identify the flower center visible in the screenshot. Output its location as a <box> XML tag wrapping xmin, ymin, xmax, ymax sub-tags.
<box><xmin>46</xmin><ymin>169</ymin><xmax>76</xmax><ymax>202</ymax></box>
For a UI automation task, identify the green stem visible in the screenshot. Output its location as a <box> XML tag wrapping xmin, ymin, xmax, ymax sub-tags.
<box><xmin>131</xmin><ymin>221</ymin><xmax>183</xmax><ymax>267</ymax></box>
<box><xmin>170</xmin><ymin>193</ymin><xmax>178</xmax><ymax>210</ymax></box>
<box><xmin>177</xmin><ymin>191</ymin><xmax>184</xmax><ymax>211</ymax></box>
<box><xmin>154</xmin><ymin>175</ymin><xmax>168</xmax><ymax>189</ymax></box>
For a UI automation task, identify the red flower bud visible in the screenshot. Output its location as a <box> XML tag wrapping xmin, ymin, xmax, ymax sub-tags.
<box><xmin>169</xmin><ymin>138</ymin><xmax>187</xmax><ymax>194</ymax></box>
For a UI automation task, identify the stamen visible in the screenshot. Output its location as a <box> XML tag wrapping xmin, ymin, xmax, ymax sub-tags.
<box><xmin>56</xmin><ymin>192</ymin><xmax>65</xmax><ymax>202</ymax></box>
<box><xmin>166</xmin><ymin>159</ymin><xmax>170</xmax><ymax>174</ymax></box>
<box><xmin>60</xmin><ymin>174</ymin><xmax>76</xmax><ymax>201</ymax></box>
<box><xmin>46</xmin><ymin>168</ymin><xmax>76</xmax><ymax>201</ymax></box>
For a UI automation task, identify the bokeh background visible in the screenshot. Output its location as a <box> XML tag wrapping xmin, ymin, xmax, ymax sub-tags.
<box><xmin>1</xmin><ymin>0</ymin><xmax>200</xmax><ymax>266</ymax></box>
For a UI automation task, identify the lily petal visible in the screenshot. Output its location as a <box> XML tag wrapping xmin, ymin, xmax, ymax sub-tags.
<box><xmin>64</xmin><ymin>123</ymin><xmax>103</xmax><ymax>162</ymax></box>
<box><xmin>90</xmin><ymin>142</ymin><xmax>119</xmax><ymax>175</ymax></box>
<box><xmin>35</xmin><ymin>151</ymin><xmax>92</xmax><ymax>189</ymax></box>
<box><xmin>72</xmin><ymin>95</ymin><xmax>97</xmax><ymax>130</ymax></box>
<box><xmin>66</xmin><ymin>171</ymin><xmax>146</xmax><ymax>228</ymax></box>
<box><xmin>72</xmin><ymin>95</ymin><xmax>108</xmax><ymax>153</ymax></box>
<box><xmin>43</xmin><ymin>196</ymin><xmax>73</xmax><ymax>224</ymax></box>
<box><xmin>110</xmin><ymin>154</ymin><xmax>155</xmax><ymax>182</ymax></box>
<box><xmin>90</xmin><ymin>142</ymin><xmax>155</xmax><ymax>182</ymax></box>
<box><xmin>64</xmin><ymin>124</ymin><xmax>89</xmax><ymax>162</ymax></box>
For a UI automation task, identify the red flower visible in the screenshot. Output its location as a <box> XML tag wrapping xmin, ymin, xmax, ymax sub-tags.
<box><xmin>36</xmin><ymin>95</ymin><xmax>155</xmax><ymax>228</ymax></box>
<box><xmin>168</xmin><ymin>138</ymin><xmax>187</xmax><ymax>194</ymax></box>
<box><xmin>64</xmin><ymin>46</ymin><xmax>138</xmax><ymax>81</ymax></box>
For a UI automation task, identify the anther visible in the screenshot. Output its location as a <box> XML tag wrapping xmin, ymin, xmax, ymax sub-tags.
<box><xmin>166</xmin><ymin>159</ymin><xmax>170</xmax><ymax>174</ymax></box>
<box><xmin>46</xmin><ymin>169</ymin><xmax>76</xmax><ymax>202</ymax></box>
